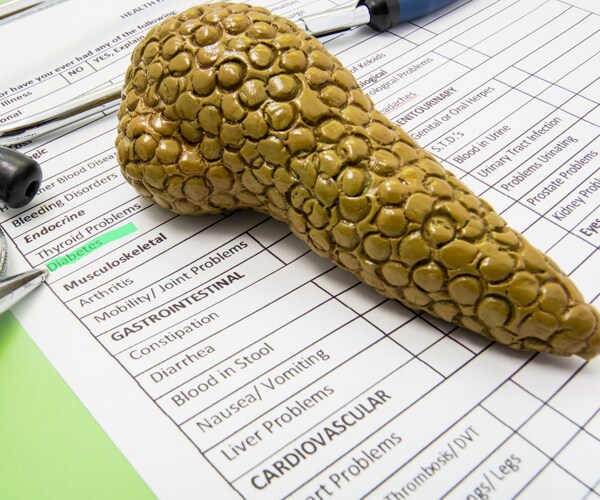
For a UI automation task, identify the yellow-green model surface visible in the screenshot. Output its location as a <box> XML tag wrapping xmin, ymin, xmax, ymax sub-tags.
<box><xmin>115</xmin><ymin>2</ymin><xmax>600</xmax><ymax>359</ymax></box>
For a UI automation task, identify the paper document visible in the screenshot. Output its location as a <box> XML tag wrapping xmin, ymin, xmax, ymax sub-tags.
<box><xmin>1</xmin><ymin>0</ymin><xmax>599</xmax><ymax>497</ymax></box>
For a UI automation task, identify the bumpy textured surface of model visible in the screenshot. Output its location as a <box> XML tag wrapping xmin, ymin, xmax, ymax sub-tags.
<box><xmin>115</xmin><ymin>3</ymin><xmax>599</xmax><ymax>359</ymax></box>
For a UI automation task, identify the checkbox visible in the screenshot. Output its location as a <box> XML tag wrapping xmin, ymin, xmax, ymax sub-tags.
<box><xmin>517</xmin><ymin>76</ymin><xmax>551</xmax><ymax>97</ymax></box>
<box><xmin>404</xmin><ymin>28</ymin><xmax>436</xmax><ymax>45</ymax></box>
<box><xmin>364</xmin><ymin>299</ymin><xmax>414</xmax><ymax>333</ymax></box>
<box><xmin>538</xmin><ymin>85</ymin><xmax>574</xmax><ymax>108</ymax></box>
<box><xmin>585</xmin><ymin>105</ymin><xmax>600</xmax><ymax>126</ymax></box>
<box><xmin>521</xmin><ymin>217</ymin><xmax>567</xmax><ymax>253</ymax></box>
<box><xmin>547</xmin><ymin>233</ymin><xmax>595</xmax><ymax>275</ymax></box>
<box><xmin>580</xmin><ymin>77</ymin><xmax>600</xmax><ymax>103</ymax></box>
<box><xmin>461</xmin><ymin>175</ymin><xmax>488</xmax><ymax>196</ymax></box>
<box><xmin>419</xmin><ymin>336</ymin><xmax>473</xmax><ymax>376</ymax></box>
<box><xmin>249</xmin><ymin>218</ymin><xmax>290</xmax><ymax>246</ymax></box>
<box><xmin>454</xmin><ymin>48</ymin><xmax>488</xmax><ymax>69</ymax></box>
<box><xmin>548</xmin><ymin>363</ymin><xmax>600</xmax><ymax>429</ymax></box>
<box><xmin>519</xmin><ymin>462</ymin><xmax>589</xmax><ymax>498</ymax></box>
<box><xmin>338</xmin><ymin>283</ymin><xmax>386</xmax><ymax>314</ymax></box>
<box><xmin>520</xmin><ymin>405</ymin><xmax>579</xmax><ymax>457</ymax></box>
<box><xmin>313</xmin><ymin>266</ymin><xmax>359</xmax><ymax>296</ymax></box>
<box><xmin>570</xmin><ymin>248</ymin><xmax>600</xmax><ymax>303</ymax></box>
<box><xmin>502</xmin><ymin>203</ymin><xmax>540</xmax><ymax>232</ymax></box>
<box><xmin>512</xmin><ymin>353</ymin><xmax>585</xmax><ymax>402</ymax></box>
<box><xmin>482</xmin><ymin>188</ymin><xmax>514</xmax><ymax>215</ymax></box>
<box><xmin>391</xmin><ymin>316</ymin><xmax>443</xmax><ymax>355</ymax></box>
<box><xmin>269</xmin><ymin>233</ymin><xmax>309</xmax><ymax>263</ymax></box>
<box><xmin>422</xmin><ymin>313</ymin><xmax>455</xmax><ymax>334</ymax></box>
<box><xmin>482</xmin><ymin>381</ymin><xmax>543</xmax><ymax>430</ymax></box>
<box><xmin>497</xmin><ymin>67</ymin><xmax>529</xmax><ymax>87</ymax></box>
<box><xmin>556</xmin><ymin>431</ymin><xmax>600</xmax><ymax>487</ymax></box>
<box><xmin>585</xmin><ymin>411</ymin><xmax>600</xmax><ymax>440</ymax></box>
<box><xmin>435</xmin><ymin>40</ymin><xmax>465</xmax><ymax>59</ymax></box>
<box><xmin>450</xmin><ymin>327</ymin><xmax>491</xmax><ymax>353</ymax></box>
<box><xmin>562</xmin><ymin>94</ymin><xmax>597</xmax><ymax>117</ymax></box>
<box><xmin>390</xmin><ymin>22</ymin><xmax>418</xmax><ymax>38</ymax></box>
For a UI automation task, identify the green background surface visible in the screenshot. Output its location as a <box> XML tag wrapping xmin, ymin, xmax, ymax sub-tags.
<box><xmin>0</xmin><ymin>312</ymin><xmax>155</xmax><ymax>499</ymax></box>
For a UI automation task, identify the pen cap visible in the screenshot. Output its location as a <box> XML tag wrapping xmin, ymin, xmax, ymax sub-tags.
<box><xmin>357</xmin><ymin>0</ymin><xmax>400</xmax><ymax>31</ymax></box>
<box><xmin>358</xmin><ymin>0</ymin><xmax>458</xmax><ymax>29</ymax></box>
<box><xmin>0</xmin><ymin>147</ymin><xmax>42</xmax><ymax>208</ymax></box>
<box><xmin>396</xmin><ymin>0</ymin><xmax>458</xmax><ymax>23</ymax></box>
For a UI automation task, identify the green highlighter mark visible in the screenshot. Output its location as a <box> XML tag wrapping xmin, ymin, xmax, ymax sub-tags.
<box><xmin>46</xmin><ymin>222</ymin><xmax>138</xmax><ymax>272</ymax></box>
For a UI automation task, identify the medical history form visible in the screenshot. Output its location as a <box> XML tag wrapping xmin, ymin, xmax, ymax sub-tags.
<box><xmin>1</xmin><ymin>0</ymin><xmax>599</xmax><ymax>497</ymax></box>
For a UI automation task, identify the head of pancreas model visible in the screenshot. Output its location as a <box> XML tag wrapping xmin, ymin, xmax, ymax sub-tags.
<box><xmin>115</xmin><ymin>2</ymin><xmax>599</xmax><ymax>359</ymax></box>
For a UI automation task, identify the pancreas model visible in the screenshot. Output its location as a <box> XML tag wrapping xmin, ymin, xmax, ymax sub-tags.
<box><xmin>115</xmin><ymin>3</ymin><xmax>600</xmax><ymax>359</ymax></box>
